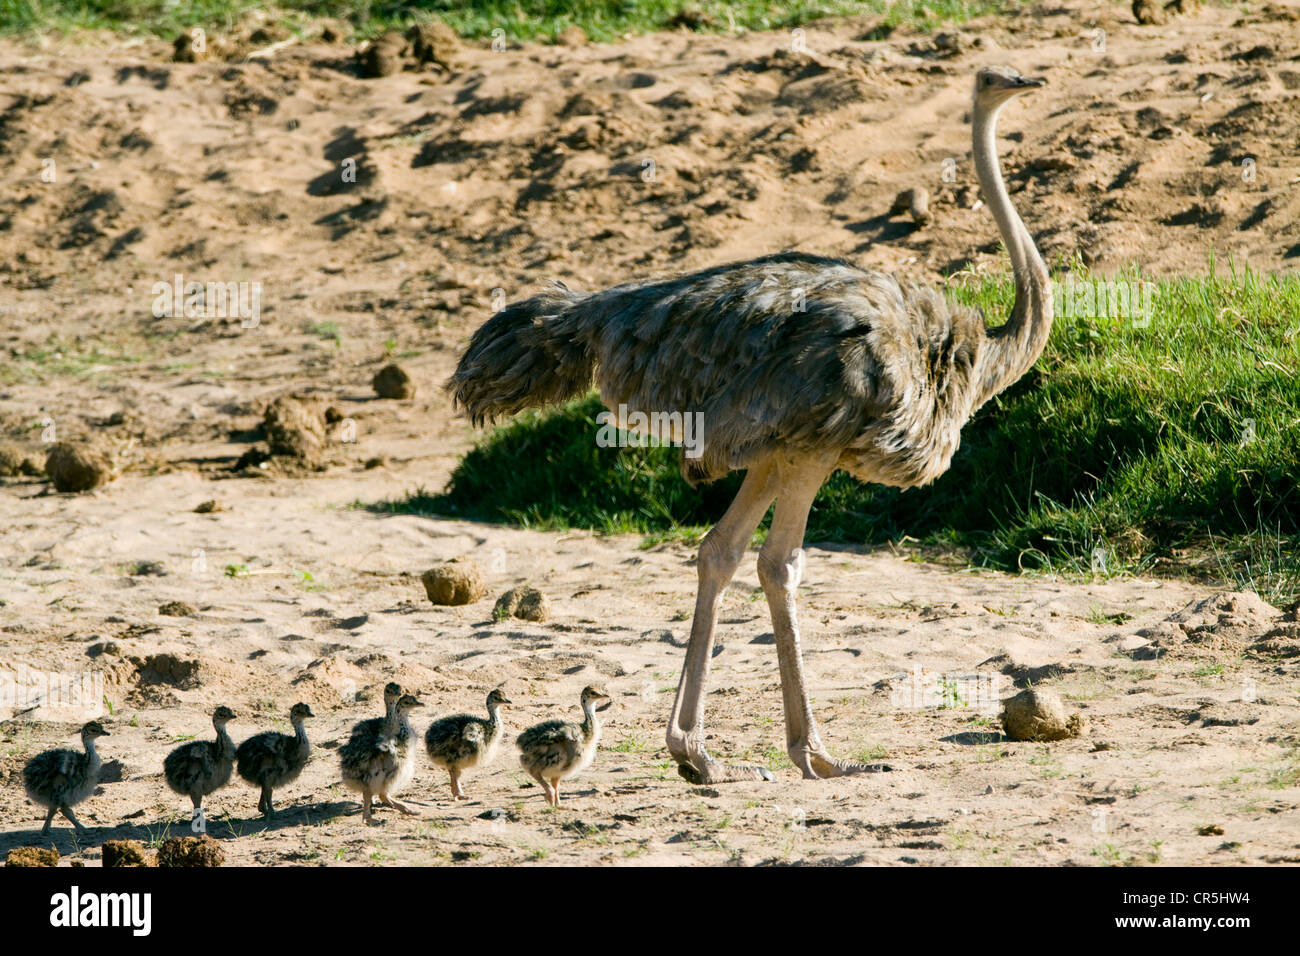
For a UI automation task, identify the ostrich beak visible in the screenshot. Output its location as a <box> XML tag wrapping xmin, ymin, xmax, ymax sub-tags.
<box><xmin>1017</xmin><ymin>76</ymin><xmax>1046</xmax><ymax>88</ymax></box>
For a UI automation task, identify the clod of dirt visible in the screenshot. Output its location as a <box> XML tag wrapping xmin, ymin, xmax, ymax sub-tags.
<box><xmin>407</xmin><ymin>20</ymin><xmax>461</xmax><ymax>70</ymax></box>
<box><xmin>135</xmin><ymin>652</ymin><xmax>202</xmax><ymax>690</ymax></box>
<box><xmin>45</xmin><ymin>440</ymin><xmax>116</xmax><ymax>492</ymax></box>
<box><xmin>889</xmin><ymin>187</ymin><xmax>932</xmax><ymax>226</ymax></box>
<box><xmin>1133</xmin><ymin>0</ymin><xmax>1170</xmax><ymax>25</ymax></box>
<box><xmin>494</xmin><ymin>586</ymin><xmax>552</xmax><ymax>622</ymax></box>
<box><xmin>1141</xmin><ymin>591</ymin><xmax>1282</xmax><ymax>658</ymax></box>
<box><xmin>158</xmin><ymin>601</ymin><xmax>197</xmax><ymax>617</ymax></box>
<box><xmin>5</xmin><ymin>846</ymin><xmax>59</xmax><ymax>867</ymax></box>
<box><xmin>358</xmin><ymin>32</ymin><xmax>408</xmax><ymax>78</ymax></box>
<box><xmin>0</xmin><ymin>442</ymin><xmax>31</xmax><ymax>476</ymax></box>
<box><xmin>262</xmin><ymin>395</ymin><xmax>327</xmax><ymax>464</ymax></box>
<box><xmin>1250</xmin><ymin>622</ymin><xmax>1300</xmax><ymax>659</ymax></box>
<box><xmin>421</xmin><ymin>559</ymin><xmax>487</xmax><ymax>606</ymax></box>
<box><xmin>156</xmin><ymin>835</ymin><xmax>223</xmax><ymax>867</ymax></box>
<box><xmin>102</xmin><ymin>840</ymin><xmax>152</xmax><ymax>867</ymax></box>
<box><xmin>1197</xmin><ymin>823</ymin><xmax>1225</xmax><ymax>836</ymax></box>
<box><xmin>557</xmin><ymin>25</ymin><xmax>589</xmax><ymax>47</ymax></box>
<box><xmin>373</xmin><ymin>363</ymin><xmax>416</xmax><ymax>399</ymax></box>
<box><xmin>194</xmin><ymin>499</ymin><xmax>223</xmax><ymax>513</ymax></box>
<box><xmin>1000</xmin><ymin>689</ymin><xmax>1086</xmax><ymax>742</ymax></box>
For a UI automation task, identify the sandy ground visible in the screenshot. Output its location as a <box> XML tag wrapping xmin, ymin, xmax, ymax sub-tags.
<box><xmin>2</xmin><ymin>2</ymin><xmax>1300</xmax><ymax>865</ymax></box>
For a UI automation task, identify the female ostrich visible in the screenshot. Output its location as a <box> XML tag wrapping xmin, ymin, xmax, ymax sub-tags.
<box><xmin>448</xmin><ymin>66</ymin><xmax>1052</xmax><ymax>785</ymax></box>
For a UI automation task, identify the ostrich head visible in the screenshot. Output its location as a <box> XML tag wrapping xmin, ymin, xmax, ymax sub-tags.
<box><xmin>487</xmin><ymin>687</ymin><xmax>512</xmax><ymax>708</ymax></box>
<box><xmin>289</xmin><ymin>702</ymin><xmax>314</xmax><ymax>722</ymax></box>
<box><xmin>81</xmin><ymin>720</ymin><xmax>110</xmax><ymax>741</ymax></box>
<box><xmin>973</xmin><ymin>65</ymin><xmax>1045</xmax><ymax>112</ymax></box>
<box><xmin>212</xmin><ymin>705</ymin><xmax>237</xmax><ymax>727</ymax></box>
<box><xmin>395</xmin><ymin>693</ymin><xmax>424</xmax><ymax>715</ymax></box>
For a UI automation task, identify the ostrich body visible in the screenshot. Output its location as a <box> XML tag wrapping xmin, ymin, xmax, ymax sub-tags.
<box><xmin>164</xmin><ymin>705</ymin><xmax>238</xmax><ymax>812</ymax></box>
<box><xmin>23</xmin><ymin>720</ymin><xmax>110</xmax><ymax>835</ymax></box>
<box><xmin>516</xmin><ymin>685</ymin><xmax>610</xmax><ymax>806</ymax></box>
<box><xmin>449</xmin><ymin>67</ymin><xmax>1053</xmax><ymax>785</ymax></box>
<box><xmin>340</xmin><ymin>693</ymin><xmax>423</xmax><ymax>824</ymax></box>
<box><xmin>235</xmin><ymin>702</ymin><xmax>314</xmax><ymax>819</ymax></box>
<box><xmin>424</xmin><ymin>687</ymin><xmax>511</xmax><ymax>800</ymax></box>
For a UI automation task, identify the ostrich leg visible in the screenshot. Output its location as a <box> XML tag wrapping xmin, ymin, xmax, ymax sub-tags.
<box><xmin>758</xmin><ymin>457</ymin><xmax>890</xmax><ymax>778</ymax></box>
<box><xmin>667</xmin><ymin>459</ymin><xmax>781</xmax><ymax>784</ymax></box>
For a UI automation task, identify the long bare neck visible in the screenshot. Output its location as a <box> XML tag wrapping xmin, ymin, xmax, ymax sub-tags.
<box><xmin>214</xmin><ymin>722</ymin><xmax>234</xmax><ymax>757</ymax></box>
<box><xmin>83</xmin><ymin>736</ymin><xmax>101</xmax><ymax>769</ymax></box>
<box><xmin>579</xmin><ymin>700</ymin><xmax>601</xmax><ymax>740</ymax></box>
<box><xmin>486</xmin><ymin>700</ymin><xmax>504</xmax><ymax>736</ymax></box>
<box><xmin>971</xmin><ymin>101</ymin><xmax>1052</xmax><ymax>408</ymax></box>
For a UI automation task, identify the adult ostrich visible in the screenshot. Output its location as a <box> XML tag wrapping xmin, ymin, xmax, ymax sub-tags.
<box><xmin>448</xmin><ymin>66</ymin><xmax>1052</xmax><ymax>784</ymax></box>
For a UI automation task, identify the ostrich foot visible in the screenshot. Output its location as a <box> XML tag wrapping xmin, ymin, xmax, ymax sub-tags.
<box><xmin>674</xmin><ymin>751</ymin><xmax>775</xmax><ymax>785</ymax></box>
<box><xmin>791</xmin><ymin>745</ymin><xmax>894</xmax><ymax>780</ymax></box>
<box><xmin>387</xmin><ymin>798</ymin><xmax>418</xmax><ymax>816</ymax></box>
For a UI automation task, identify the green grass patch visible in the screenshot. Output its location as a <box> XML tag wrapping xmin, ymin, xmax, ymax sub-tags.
<box><xmin>375</xmin><ymin>265</ymin><xmax>1300</xmax><ymax>604</ymax></box>
<box><xmin>1</xmin><ymin>0</ymin><xmax>1019</xmax><ymax>43</ymax></box>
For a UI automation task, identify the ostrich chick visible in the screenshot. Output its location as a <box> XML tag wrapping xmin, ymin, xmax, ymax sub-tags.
<box><xmin>235</xmin><ymin>702</ymin><xmax>314</xmax><ymax>819</ymax></box>
<box><xmin>164</xmin><ymin>705</ymin><xmax>237</xmax><ymax>818</ymax></box>
<box><xmin>340</xmin><ymin>693</ymin><xmax>423</xmax><ymax>825</ymax></box>
<box><xmin>424</xmin><ymin>687</ymin><xmax>511</xmax><ymax>800</ymax></box>
<box><xmin>23</xmin><ymin>721</ymin><xmax>111</xmax><ymax>835</ymax></box>
<box><xmin>517</xmin><ymin>685</ymin><xmax>610</xmax><ymax>807</ymax></box>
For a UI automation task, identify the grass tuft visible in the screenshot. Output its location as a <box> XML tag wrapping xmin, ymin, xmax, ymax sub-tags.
<box><xmin>377</xmin><ymin>266</ymin><xmax>1300</xmax><ymax>604</ymax></box>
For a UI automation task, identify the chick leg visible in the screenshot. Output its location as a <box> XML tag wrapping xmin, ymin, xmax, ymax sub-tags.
<box><xmin>40</xmin><ymin>806</ymin><xmax>56</xmax><ymax>835</ymax></box>
<box><xmin>60</xmin><ymin>805</ymin><xmax>87</xmax><ymax>833</ymax></box>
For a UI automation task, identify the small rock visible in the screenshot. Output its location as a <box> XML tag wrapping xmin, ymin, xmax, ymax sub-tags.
<box><xmin>406</xmin><ymin>19</ymin><xmax>461</xmax><ymax>69</ymax></box>
<box><xmin>262</xmin><ymin>395</ymin><xmax>326</xmax><ymax>463</ymax></box>
<box><xmin>1197</xmin><ymin>823</ymin><xmax>1225</xmax><ymax>836</ymax></box>
<box><xmin>421</xmin><ymin>559</ymin><xmax>487</xmax><ymax>606</ymax></box>
<box><xmin>358</xmin><ymin>32</ymin><xmax>407</xmax><ymax>78</ymax></box>
<box><xmin>363</xmin><ymin>456</ymin><xmax>385</xmax><ymax>470</ymax></box>
<box><xmin>159</xmin><ymin>601</ymin><xmax>197</xmax><ymax>617</ymax></box>
<box><xmin>494</xmin><ymin>586</ymin><xmax>552</xmax><ymax>622</ymax></box>
<box><xmin>0</xmin><ymin>442</ymin><xmax>28</xmax><ymax>476</ymax></box>
<box><xmin>324</xmin><ymin>405</ymin><xmax>344</xmax><ymax>424</ymax></box>
<box><xmin>889</xmin><ymin>187</ymin><xmax>932</xmax><ymax>226</ymax></box>
<box><xmin>1133</xmin><ymin>0</ymin><xmax>1170</xmax><ymax>24</ymax></box>
<box><xmin>102</xmin><ymin>840</ymin><xmax>152</xmax><ymax>867</ymax></box>
<box><xmin>557</xmin><ymin>25</ymin><xmax>588</xmax><ymax>47</ymax></box>
<box><xmin>477</xmin><ymin>808</ymin><xmax>507</xmax><ymax>820</ymax></box>
<box><xmin>45</xmin><ymin>440</ymin><xmax>116</xmax><ymax>492</ymax></box>
<box><xmin>6</xmin><ymin>846</ymin><xmax>59</xmax><ymax>867</ymax></box>
<box><xmin>933</xmin><ymin>32</ymin><xmax>962</xmax><ymax>56</ymax></box>
<box><xmin>1000</xmin><ymin>688</ymin><xmax>1086</xmax><ymax>742</ymax></box>
<box><xmin>157</xmin><ymin>835</ymin><xmax>223</xmax><ymax>867</ymax></box>
<box><xmin>193</xmin><ymin>499</ymin><xmax>223</xmax><ymax>514</ymax></box>
<box><xmin>373</xmin><ymin>363</ymin><xmax>416</xmax><ymax>399</ymax></box>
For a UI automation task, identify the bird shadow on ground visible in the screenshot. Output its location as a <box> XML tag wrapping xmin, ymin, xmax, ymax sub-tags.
<box><xmin>0</xmin><ymin>800</ymin><xmax>357</xmax><ymax>856</ymax></box>
<box><xmin>940</xmin><ymin>731</ymin><xmax>1007</xmax><ymax>745</ymax></box>
<box><xmin>847</xmin><ymin>214</ymin><xmax>918</xmax><ymax>253</ymax></box>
